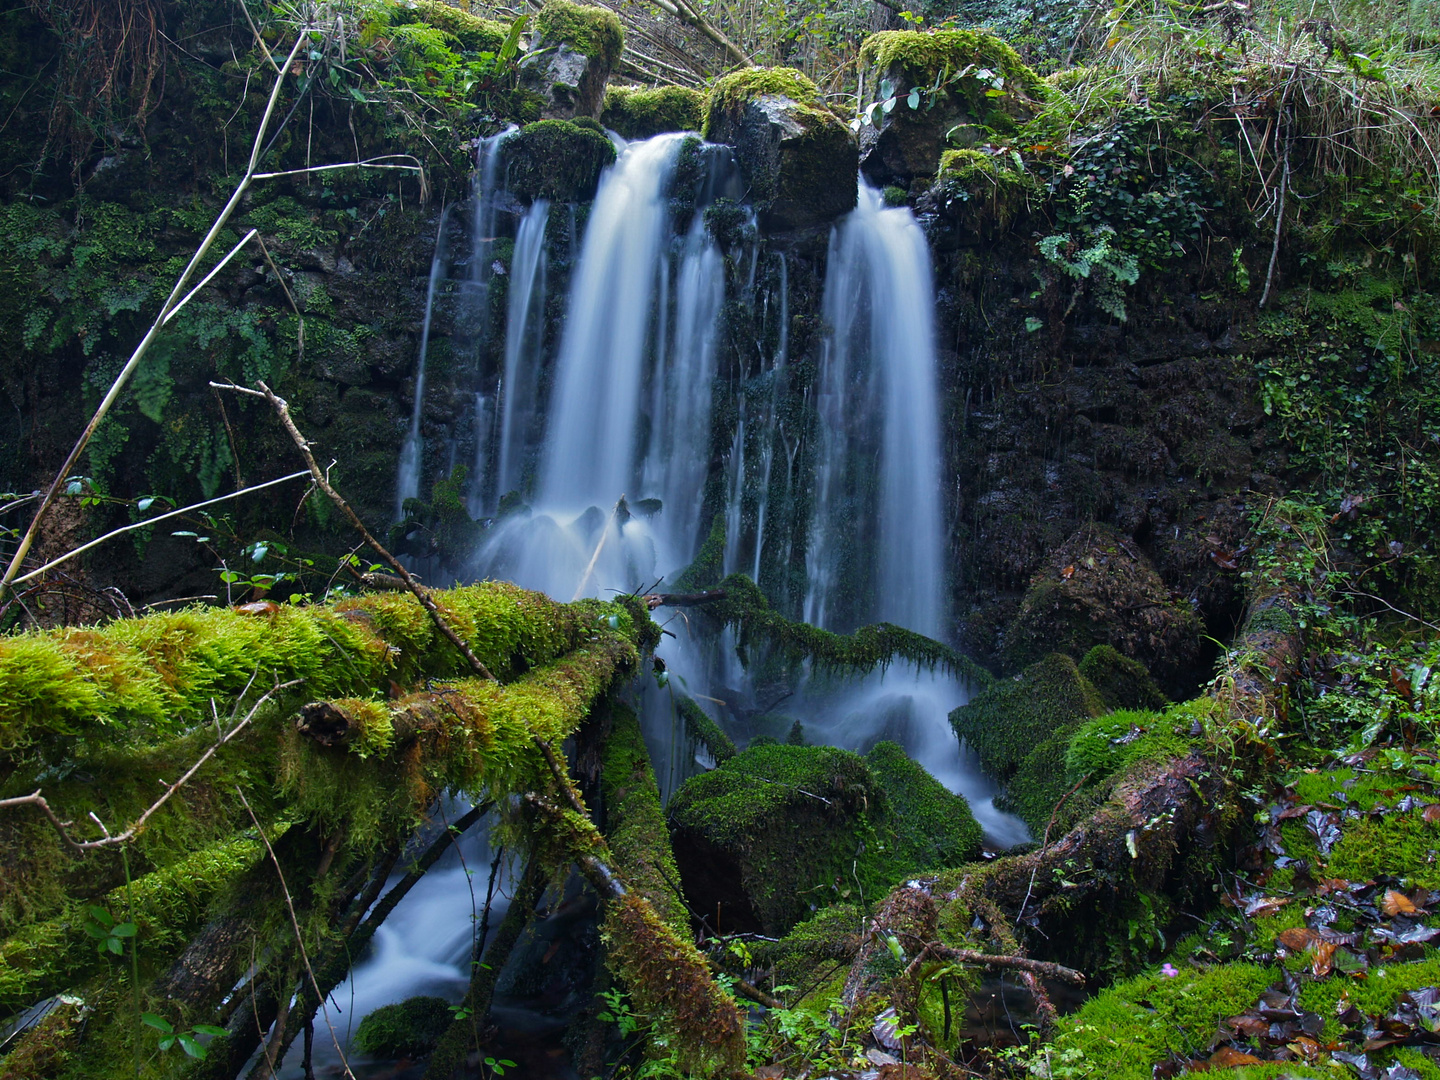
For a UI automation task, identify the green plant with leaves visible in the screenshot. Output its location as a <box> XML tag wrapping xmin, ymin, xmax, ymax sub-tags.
<box><xmin>139</xmin><ymin>1012</ymin><xmax>227</xmax><ymax>1060</ymax></box>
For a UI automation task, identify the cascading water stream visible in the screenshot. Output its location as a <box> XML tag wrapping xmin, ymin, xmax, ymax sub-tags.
<box><xmin>800</xmin><ymin>184</ymin><xmax>1028</xmax><ymax>847</ymax></box>
<box><xmin>493</xmin><ymin>198</ymin><xmax>551</xmax><ymax>508</ymax></box>
<box><xmin>394</xmin><ymin>204</ymin><xmax>451</xmax><ymax>520</ymax></box>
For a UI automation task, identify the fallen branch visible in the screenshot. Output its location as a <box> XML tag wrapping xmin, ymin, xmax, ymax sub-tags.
<box><xmin>644</xmin><ymin>588</ymin><xmax>726</xmax><ymax>610</ymax></box>
<box><xmin>0</xmin><ymin>677</ymin><xmax>300</xmax><ymax>851</ymax></box>
<box><xmin>903</xmin><ymin>942</ymin><xmax>1085</xmax><ymax>986</ymax></box>
<box><xmin>212</xmin><ymin>380</ymin><xmax>496</xmax><ymax>682</ymax></box>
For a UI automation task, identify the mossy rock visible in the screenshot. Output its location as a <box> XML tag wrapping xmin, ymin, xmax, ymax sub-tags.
<box><xmin>668</xmin><ymin>743</ymin><xmax>980</xmax><ymax>935</ymax></box>
<box><xmin>856</xmin><ymin>29</ymin><xmax>1042</xmax><ymax>184</ymax></box>
<box><xmin>404</xmin><ymin>1</ymin><xmax>508</xmax><ymax>53</ymax></box>
<box><xmin>602</xmin><ymin>85</ymin><xmax>704</xmax><ymax>139</ymax></box>
<box><xmin>750</xmin><ymin>902</ymin><xmax>863</xmax><ymax>989</ymax></box>
<box><xmin>354</xmin><ymin>995</ymin><xmax>453</xmax><ymax>1059</ymax></box>
<box><xmin>521</xmin><ymin>0</ymin><xmax>622</xmax><ymax>119</ymax></box>
<box><xmin>950</xmin><ymin>652</ymin><xmax>1106</xmax><ymax>784</ymax></box>
<box><xmin>702</xmin><ymin>68</ymin><xmax>857</xmax><ymax>232</ymax></box>
<box><xmin>1004</xmin><ymin>522</ymin><xmax>1206</xmax><ymax>697</ymax></box>
<box><xmin>501</xmin><ymin>119</ymin><xmax>616</xmax><ymax>202</ymax></box>
<box><xmin>1079</xmin><ymin>644</ymin><xmax>1168</xmax><ymax>712</ymax></box>
<box><xmin>931</xmin><ymin>148</ymin><xmax>1040</xmax><ymax>232</ymax></box>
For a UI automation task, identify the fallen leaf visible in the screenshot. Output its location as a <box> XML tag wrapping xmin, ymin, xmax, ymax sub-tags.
<box><xmin>1424</xmin><ymin>804</ymin><xmax>1440</xmax><ymax>823</ymax></box>
<box><xmin>1208</xmin><ymin>1046</ymin><xmax>1262</xmax><ymax>1066</ymax></box>
<box><xmin>1277</xmin><ymin>927</ymin><xmax>1319</xmax><ymax>952</ymax></box>
<box><xmin>1060</xmin><ymin>564</ymin><xmax>1075</xmax><ymax>580</ymax></box>
<box><xmin>1382</xmin><ymin>889</ymin><xmax>1419</xmax><ymax>916</ymax></box>
<box><xmin>1311</xmin><ymin>940</ymin><xmax>1338</xmax><ymax>978</ymax></box>
<box><xmin>1244</xmin><ymin>895</ymin><xmax>1290</xmax><ymax>918</ymax></box>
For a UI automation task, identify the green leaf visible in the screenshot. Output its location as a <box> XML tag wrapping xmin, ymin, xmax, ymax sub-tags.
<box><xmin>1025</xmin><ymin>317</ymin><xmax>1044</xmax><ymax>333</ymax></box>
<box><xmin>111</xmin><ymin>922</ymin><xmax>137</xmax><ymax>937</ymax></box>
<box><xmin>192</xmin><ymin>1025</ymin><xmax>228</xmax><ymax>1038</ymax></box>
<box><xmin>106</xmin><ymin>937</ymin><xmax>124</xmax><ymax>954</ymax></box>
<box><xmin>86</xmin><ymin>905</ymin><xmax>113</xmax><ymax>926</ymax></box>
<box><xmin>906</xmin><ymin>88</ymin><xmax>920</xmax><ymax>109</ymax></box>
<box><xmin>177</xmin><ymin>1033</ymin><xmax>207</xmax><ymax>1058</ymax></box>
<box><xmin>137</xmin><ymin>497</ymin><xmax>156</xmax><ymax>511</ymax></box>
<box><xmin>158</xmin><ymin>1035</ymin><xmax>176</xmax><ymax>1052</ymax></box>
<box><xmin>142</xmin><ymin>1013</ymin><xmax>175</xmax><ymax>1034</ymax></box>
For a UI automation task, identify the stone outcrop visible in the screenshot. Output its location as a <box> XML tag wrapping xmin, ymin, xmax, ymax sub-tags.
<box><xmin>519</xmin><ymin>0</ymin><xmax>624</xmax><ymax>120</ymax></box>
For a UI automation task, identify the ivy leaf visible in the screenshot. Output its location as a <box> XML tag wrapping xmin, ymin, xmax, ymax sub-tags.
<box><xmin>881</xmin><ymin>96</ymin><xmax>897</xmax><ymax>114</ymax></box>
<box><xmin>906</xmin><ymin>88</ymin><xmax>920</xmax><ymax>109</ymax></box>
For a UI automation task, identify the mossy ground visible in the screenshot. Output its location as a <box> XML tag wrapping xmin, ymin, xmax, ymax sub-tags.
<box><xmin>354</xmin><ymin>994</ymin><xmax>452</xmax><ymax>1058</ymax></box>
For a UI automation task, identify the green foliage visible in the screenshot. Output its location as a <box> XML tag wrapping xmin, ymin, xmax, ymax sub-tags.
<box><xmin>354</xmin><ymin>995</ymin><xmax>453</xmax><ymax>1058</ymax></box>
<box><xmin>857</xmin><ymin>28</ymin><xmax>1043</xmax><ymax>127</ymax></box>
<box><xmin>1255</xmin><ymin>279</ymin><xmax>1440</xmax><ymax>607</ymax></box>
<box><xmin>601</xmin><ymin>85</ymin><xmax>704</xmax><ymax>139</ymax></box>
<box><xmin>533</xmin><ymin>0</ymin><xmax>624</xmax><ymax>65</ymax></box>
<box><xmin>500</xmin><ymin>119</ymin><xmax>617</xmax><ymax>203</ymax></box>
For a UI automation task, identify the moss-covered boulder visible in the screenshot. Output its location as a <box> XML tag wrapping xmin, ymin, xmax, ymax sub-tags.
<box><xmin>500</xmin><ymin>119</ymin><xmax>616</xmax><ymax>201</ymax></box>
<box><xmin>1004</xmin><ymin>522</ymin><xmax>1206</xmax><ymax>696</ymax></box>
<box><xmin>601</xmin><ymin>84</ymin><xmax>704</xmax><ymax>139</ymax></box>
<box><xmin>667</xmin><ymin>743</ymin><xmax>980</xmax><ymax>935</ymax></box>
<box><xmin>520</xmin><ymin>0</ymin><xmax>623</xmax><ymax>120</ymax></box>
<box><xmin>949</xmin><ymin>652</ymin><xmax>1106</xmax><ymax>786</ymax></box>
<box><xmin>1079</xmin><ymin>644</ymin><xmax>1169</xmax><ymax>712</ymax></box>
<box><xmin>702</xmin><ymin>67</ymin><xmax>857</xmax><ymax>233</ymax></box>
<box><xmin>856</xmin><ymin>29</ymin><xmax>1042</xmax><ymax>184</ymax></box>
<box><xmin>928</xmin><ymin>148</ymin><xmax>1040</xmax><ymax>234</ymax></box>
<box><xmin>354</xmin><ymin>995</ymin><xmax>453</xmax><ymax>1058</ymax></box>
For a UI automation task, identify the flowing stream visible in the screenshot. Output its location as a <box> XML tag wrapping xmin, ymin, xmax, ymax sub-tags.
<box><xmin>349</xmin><ymin>141</ymin><xmax>1025</xmax><ymax>1076</ymax></box>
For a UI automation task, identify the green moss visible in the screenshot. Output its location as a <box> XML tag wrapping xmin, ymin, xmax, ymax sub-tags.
<box><xmin>865</xmin><ymin>741</ymin><xmax>982</xmax><ymax>867</ymax></box>
<box><xmin>750</xmin><ymin>903</ymin><xmax>862</xmax><ymax>989</ymax></box>
<box><xmin>0</xmin><ymin>995</ymin><xmax>84</xmax><ymax>1080</ymax></box>
<box><xmin>0</xmin><ymin>582</ymin><xmax>595</xmax><ymax>761</ymax></box>
<box><xmin>1047</xmin><ymin>963</ymin><xmax>1279</xmax><ymax>1078</ymax></box>
<box><xmin>600</xmin><ymin>703</ymin><xmax>689</xmax><ymax>933</ymax></box>
<box><xmin>534</xmin><ymin>0</ymin><xmax>623</xmax><ymax>64</ymax></box>
<box><xmin>950</xmin><ymin>652</ymin><xmax>1106</xmax><ymax>782</ymax></box>
<box><xmin>406</xmin><ymin>1</ymin><xmax>507</xmax><ymax>53</ymax></box>
<box><xmin>354</xmin><ymin>995</ymin><xmax>453</xmax><ymax>1058</ymax></box>
<box><xmin>859</xmin><ymin>29</ymin><xmax>1042</xmax><ymax>98</ymax></box>
<box><xmin>702</xmin><ymin>67</ymin><xmax>823</xmax><ymax>139</ymax></box>
<box><xmin>0</xmin><ymin>836</ymin><xmax>261</xmax><ymax>1015</ymax></box>
<box><xmin>601</xmin><ymin>85</ymin><xmax>703</xmax><ymax>139</ymax></box>
<box><xmin>669</xmin><ymin>743</ymin><xmax>979</xmax><ymax>935</ymax></box>
<box><xmin>1079</xmin><ymin>645</ymin><xmax>1169</xmax><ymax>711</ymax></box>
<box><xmin>677</xmin><ymin>694</ymin><xmax>737</xmax><ymax>763</ymax></box>
<box><xmin>671</xmin><ymin>514</ymin><xmax>726</xmax><ymax>592</ymax></box>
<box><xmin>501</xmin><ymin>119</ymin><xmax>616</xmax><ymax>202</ymax></box>
<box><xmin>711</xmin><ymin>573</ymin><xmax>993</xmax><ymax>685</ymax></box>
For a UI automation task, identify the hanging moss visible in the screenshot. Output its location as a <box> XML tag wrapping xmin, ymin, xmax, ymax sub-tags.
<box><xmin>354</xmin><ymin>995</ymin><xmax>453</xmax><ymax>1058</ymax></box>
<box><xmin>709</xmin><ymin>572</ymin><xmax>994</xmax><ymax>685</ymax></box>
<box><xmin>676</xmin><ymin>694</ymin><xmax>737</xmax><ymax>763</ymax></box>
<box><xmin>533</xmin><ymin>0</ymin><xmax>623</xmax><ymax>65</ymax></box>
<box><xmin>950</xmin><ymin>652</ymin><xmax>1105</xmax><ymax>783</ymax></box>
<box><xmin>500</xmin><ymin>119</ymin><xmax>616</xmax><ymax>202</ymax></box>
<box><xmin>599</xmin><ymin>703</ymin><xmax>689</xmax><ymax>933</ymax></box>
<box><xmin>1079</xmin><ymin>644</ymin><xmax>1169</xmax><ymax>712</ymax></box>
<box><xmin>601</xmin><ymin>85</ymin><xmax>704</xmax><ymax>139</ymax></box>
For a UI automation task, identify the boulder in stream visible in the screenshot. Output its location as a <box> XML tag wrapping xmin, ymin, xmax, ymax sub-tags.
<box><xmin>667</xmin><ymin>742</ymin><xmax>980</xmax><ymax>936</ymax></box>
<box><xmin>501</xmin><ymin>119</ymin><xmax>616</xmax><ymax>202</ymax></box>
<box><xmin>519</xmin><ymin>0</ymin><xmax>623</xmax><ymax>120</ymax></box>
<box><xmin>702</xmin><ymin>67</ymin><xmax>858</xmax><ymax>232</ymax></box>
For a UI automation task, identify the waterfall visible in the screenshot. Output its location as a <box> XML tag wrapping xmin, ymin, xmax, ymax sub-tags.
<box><xmin>494</xmin><ymin>198</ymin><xmax>550</xmax><ymax>505</ymax></box>
<box><xmin>394</xmin><ymin>205</ymin><xmax>451</xmax><ymax>520</ymax></box>
<box><xmin>479</xmin><ymin>133</ymin><xmax>729</xmax><ymax>600</ymax></box>
<box><xmin>799</xmin><ymin>183</ymin><xmax>1028</xmax><ymax>847</ymax></box>
<box><xmin>538</xmin><ymin>134</ymin><xmax>688</xmax><ymax>515</ymax></box>
<box><xmin>395</xmin><ymin>130</ymin><xmax>512</xmax><ymax>521</ymax></box>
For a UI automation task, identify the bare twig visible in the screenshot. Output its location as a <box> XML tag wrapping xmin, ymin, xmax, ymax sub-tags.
<box><xmin>211</xmin><ymin>380</ymin><xmax>497</xmax><ymax>682</ymax></box>
<box><xmin>0</xmin><ymin>32</ymin><xmax>309</xmax><ymax>594</ymax></box>
<box><xmin>0</xmin><ymin>677</ymin><xmax>301</xmax><ymax>851</ymax></box>
<box><xmin>902</xmin><ymin>941</ymin><xmax>1085</xmax><ymax>986</ymax></box>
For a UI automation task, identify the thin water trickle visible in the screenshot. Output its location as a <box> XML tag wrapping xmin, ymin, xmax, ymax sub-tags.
<box><xmin>394</xmin><ymin>205</ymin><xmax>451</xmax><ymax>520</ymax></box>
<box><xmin>494</xmin><ymin>198</ymin><xmax>550</xmax><ymax>507</ymax></box>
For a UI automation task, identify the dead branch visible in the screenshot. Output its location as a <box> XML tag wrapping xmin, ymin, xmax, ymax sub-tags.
<box><xmin>0</xmin><ymin>677</ymin><xmax>301</xmax><ymax>851</ymax></box>
<box><xmin>903</xmin><ymin>942</ymin><xmax>1085</xmax><ymax>986</ymax></box>
<box><xmin>644</xmin><ymin>588</ymin><xmax>727</xmax><ymax>610</ymax></box>
<box><xmin>211</xmin><ymin>380</ymin><xmax>496</xmax><ymax>682</ymax></box>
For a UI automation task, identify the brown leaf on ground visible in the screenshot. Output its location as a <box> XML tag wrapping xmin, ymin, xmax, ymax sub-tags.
<box><xmin>1208</xmin><ymin>1046</ymin><xmax>1263</xmax><ymax>1067</ymax></box>
<box><xmin>1277</xmin><ymin>927</ymin><xmax>1319</xmax><ymax>952</ymax></box>
<box><xmin>1382</xmin><ymin>889</ymin><xmax>1420</xmax><ymax>916</ymax></box>
<box><xmin>1310</xmin><ymin>940</ymin><xmax>1338</xmax><ymax>978</ymax></box>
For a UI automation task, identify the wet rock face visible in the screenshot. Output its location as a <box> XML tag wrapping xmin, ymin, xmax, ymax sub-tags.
<box><xmin>1003</xmin><ymin>522</ymin><xmax>1206</xmax><ymax>697</ymax></box>
<box><xmin>706</xmin><ymin>94</ymin><xmax>858</xmax><ymax>233</ymax></box>
<box><xmin>501</xmin><ymin>120</ymin><xmax>616</xmax><ymax>202</ymax></box>
<box><xmin>859</xmin><ymin>74</ymin><xmax>978</xmax><ymax>186</ymax></box>
<box><xmin>520</xmin><ymin>42</ymin><xmax>609</xmax><ymax>120</ymax></box>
